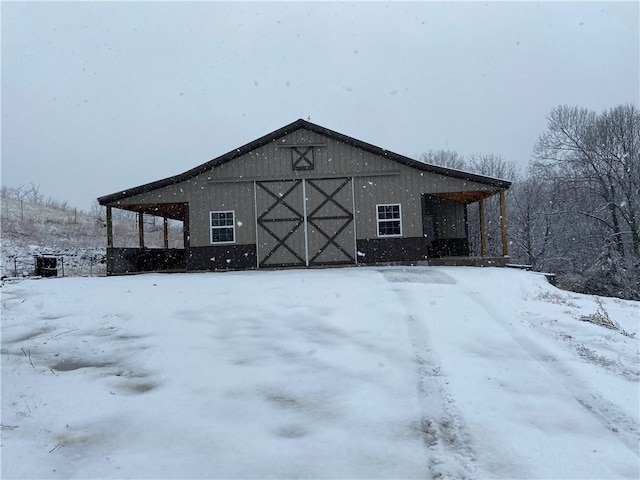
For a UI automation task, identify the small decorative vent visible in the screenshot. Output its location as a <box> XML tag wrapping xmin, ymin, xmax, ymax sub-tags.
<box><xmin>291</xmin><ymin>146</ymin><xmax>315</xmax><ymax>171</ymax></box>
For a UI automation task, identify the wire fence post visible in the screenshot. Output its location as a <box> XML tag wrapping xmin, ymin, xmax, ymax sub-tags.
<box><xmin>5</xmin><ymin>253</ymin><xmax>107</xmax><ymax>278</ymax></box>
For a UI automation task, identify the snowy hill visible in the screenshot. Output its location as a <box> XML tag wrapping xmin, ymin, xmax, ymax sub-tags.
<box><xmin>0</xmin><ymin>196</ymin><xmax>182</xmax><ymax>278</ymax></box>
<box><xmin>2</xmin><ymin>267</ymin><xmax>638</xmax><ymax>479</ymax></box>
<box><xmin>1</xmin><ymin>197</ymin><xmax>107</xmax><ymax>277</ymax></box>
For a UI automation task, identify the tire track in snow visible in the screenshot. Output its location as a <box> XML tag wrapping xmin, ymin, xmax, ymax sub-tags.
<box><xmin>392</xmin><ymin>283</ymin><xmax>479</xmax><ymax>479</ymax></box>
<box><xmin>464</xmin><ymin>288</ymin><xmax>640</xmax><ymax>457</ymax></box>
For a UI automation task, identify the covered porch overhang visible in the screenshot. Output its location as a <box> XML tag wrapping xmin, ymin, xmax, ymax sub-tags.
<box><xmin>105</xmin><ymin>202</ymin><xmax>189</xmax><ymax>249</ymax></box>
<box><xmin>430</xmin><ymin>188</ymin><xmax>509</xmax><ymax>258</ymax></box>
<box><xmin>103</xmin><ymin>202</ymin><xmax>189</xmax><ymax>275</ymax></box>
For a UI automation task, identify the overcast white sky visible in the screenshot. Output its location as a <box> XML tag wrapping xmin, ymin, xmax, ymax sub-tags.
<box><xmin>2</xmin><ymin>1</ymin><xmax>638</xmax><ymax>211</ymax></box>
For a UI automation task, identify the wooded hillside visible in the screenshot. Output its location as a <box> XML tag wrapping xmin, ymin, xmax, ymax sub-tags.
<box><xmin>420</xmin><ymin>104</ymin><xmax>639</xmax><ymax>301</ymax></box>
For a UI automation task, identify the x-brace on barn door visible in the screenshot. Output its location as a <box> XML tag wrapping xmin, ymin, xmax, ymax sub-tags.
<box><xmin>255</xmin><ymin>180</ymin><xmax>306</xmax><ymax>268</ymax></box>
<box><xmin>255</xmin><ymin>178</ymin><xmax>356</xmax><ymax>268</ymax></box>
<box><xmin>305</xmin><ymin>178</ymin><xmax>355</xmax><ymax>265</ymax></box>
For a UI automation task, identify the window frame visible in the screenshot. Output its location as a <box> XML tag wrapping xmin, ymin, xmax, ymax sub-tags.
<box><xmin>210</xmin><ymin>210</ymin><xmax>236</xmax><ymax>244</ymax></box>
<box><xmin>376</xmin><ymin>203</ymin><xmax>403</xmax><ymax>238</ymax></box>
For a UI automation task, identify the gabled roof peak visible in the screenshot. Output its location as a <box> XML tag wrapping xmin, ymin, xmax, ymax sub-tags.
<box><xmin>98</xmin><ymin>119</ymin><xmax>510</xmax><ymax>205</ymax></box>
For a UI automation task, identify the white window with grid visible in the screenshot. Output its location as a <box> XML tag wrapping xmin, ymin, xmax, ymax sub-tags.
<box><xmin>210</xmin><ymin>211</ymin><xmax>235</xmax><ymax>244</ymax></box>
<box><xmin>376</xmin><ymin>204</ymin><xmax>402</xmax><ymax>237</ymax></box>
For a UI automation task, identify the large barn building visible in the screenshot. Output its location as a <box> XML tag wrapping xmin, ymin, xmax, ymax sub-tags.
<box><xmin>98</xmin><ymin>119</ymin><xmax>511</xmax><ymax>275</ymax></box>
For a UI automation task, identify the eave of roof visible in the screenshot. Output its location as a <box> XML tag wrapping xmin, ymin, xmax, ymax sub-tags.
<box><xmin>98</xmin><ymin>119</ymin><xmax>512</xmax><ymax>205</ymax></box>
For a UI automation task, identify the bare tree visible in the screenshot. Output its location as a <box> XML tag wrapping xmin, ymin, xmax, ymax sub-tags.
<box><xmin>418</xmin><ymin>150</ymin><xmax>467</xmax><ymax>170</ymax></box>
<box><xmin>464</xmin><ymin>154</ymin><xmax>519</xmax><ymax>256</ymax></box>
<box><xmin>467</xmin><ymin>153</ymin><xmax>519</xmax><ymax>181</ymax></box>
<box><xmin>534</xmin><ymin>105</ymin><xmax>640</xmax><ymax>258</ymax></box>
<box><xmin>508</xmin><ymin>171</ymin><xmax>555</xmax><ymax>270</ymax></box>
<box><xmin>531</xmin><ymin>104</ymin><xmax>640</xmax><ymax>299</ymax></box>
<box><xmin>25</xmin><ymin>183</ymin><xmax>43</xmax><ymax>204</ymax></box>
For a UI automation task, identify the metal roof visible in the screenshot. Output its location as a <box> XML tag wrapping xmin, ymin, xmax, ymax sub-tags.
<box><xmin>98</xmin><ymin>118</ymin><xmax>512</xmax><ymax>205</ymax></box>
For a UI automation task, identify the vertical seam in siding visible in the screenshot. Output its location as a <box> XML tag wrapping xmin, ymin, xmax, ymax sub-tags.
<box><xmin>351</xmin><ymin>176</ymin><xmax>358</xmax><ymax>264</ymax></box>
<box><xmin>253</xmin><ymin>181</ymin><xmax>259</xmax><ymax>269</ymax></box>
<box><xmin>302</xmin><ymin>179</ymin><xmax>309</xmax><ymax>266</ymax></box>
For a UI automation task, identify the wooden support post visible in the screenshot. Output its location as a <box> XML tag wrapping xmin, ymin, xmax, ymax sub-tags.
<box><xmin>106</xmin><ymin>206</ymin><xmax>113</xmax><ymax>247</ymax></box>
<box><xmin>479</xmin><ymin>199</ymin><xmax>488</xmax><ymax>256</ymax></box>
<box><xmin>138</xmin><ymin>211</ymin><xmax>145</xmax><ymax>248</ymax></box>
<box><xmin>163</xmin><ymin>215</ymin><xmax>169</xmax><ymax>249</ymax></box>
<box><xmin>183</xmin><ymin>204</ymin><xmax>190</xmax><ymax>248</ymax></box>
<box><xmin>500</xmin><ymin>190</ymin><xmax>509</xmax><ymax>257</ymax></box>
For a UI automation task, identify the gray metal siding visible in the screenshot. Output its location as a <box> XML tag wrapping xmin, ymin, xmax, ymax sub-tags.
<box><xmin>105</xmin><ymin>128</ymin><xmax>495</xmax><ymax>248</ymax></box>
<box><xmin>108</xmin><ymin>181</ymin><xmax>192</xmax><ymax>206</ymax></box>
<box><xmin>423</xmin><ymin>196</ymin><xmax>467</xmax><ymax>239</ymax></box>
<box><xmin>353</xmin><ymin>174</ymin><xmax>415</xmax><ymax>239</ymax></box>
<box><xmin>195</xmin><ymin>182</ymin><xmax>256</xmax><ymax>246</ymax></box>
<box><xmin>436</xmin><ymin>200</ymin><xmax>466</xmax><ymax>238</ymax></box>
<box><xmin>207</xmin><ymin>129</ymin><xmax>397</xmax><ymax>181</ymax></box>
<box><xmin>352</xmin><ymin>171</ymin><xmax>472</xmax><ymax>239</ymax></box>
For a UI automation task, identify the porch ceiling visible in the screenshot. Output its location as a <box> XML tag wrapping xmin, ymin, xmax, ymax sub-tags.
<box><xmin>432</xmin><ymin>189</ymin><xmax>502</xmax><ymax>204</ymax></box>
<box><xmin>113</xmin><ymin>202</ymin><xmax>187</xmax><ymax>221</ymax></box>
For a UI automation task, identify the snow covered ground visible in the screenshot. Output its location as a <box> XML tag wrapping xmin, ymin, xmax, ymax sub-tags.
<box><xmin>1</xmin><ymin>196</ymin><xmax>182</xmax><ymax>278</ymax></box>
<box><xmin>1</xmin><ymin>266</ymin><xmax>638</xmax><ymax>479</ymax></box>
<box><xmin>1</xmin><ymin>197</ymin><xmax>106</xmax><ymax>278</ymax></box>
